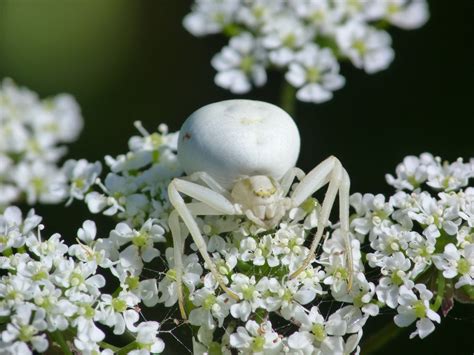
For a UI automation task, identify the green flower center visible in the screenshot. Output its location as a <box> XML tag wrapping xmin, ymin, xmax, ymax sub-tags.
<box><xmin>18</xmin><ymin>324</ymin><xmax>36</xmax><ymax>342</ymax></box>
<box><xmin>84</xmin><ymin>304</ymin><xmax>95</xmax><ymax>319</ymax></box>
<box><xmin>374</xmin><ymin>209</ymin><xmax>389</xmax><ymax>220</ymax></box>
<box><xmin>132</xmin><ymin>232</ymin><xmax>149</xmax><ymax>247</ymax></box>
<box><xmin>6</xmin><ymin>290</ymin><xmax>19</xmax><ymax>301</ymax></box>
<box><xmin>458</xmin><ymin>259</ymin><xmax>470</xmax><ymax>275</ymax></box>
<box><xmin>70</xmin><ymin>272</ymin><xmax>84</xmax><ymax>286</ymax></box>
<box><xmin>36</xmin><ymin>296</ymin><xmax>52</xmax><ymax>310</ymax></box>
<box><xmin>240</xmin><ymin>55</ymin><xmax>254</xmax><ymax>74</ymax></box>
<box><xmin>112</xmin><ymin>298</ymin><xmax>127</xmax><ymax>313</ymax></box>
<box><xmin>28</xmin><ymin>140</ymin><xmax>41</xmax><ymax>154</ymax></box>
<box><xmin>407</xmin><ymin>176</ymin><xmax>420</xmax><ymax>188</ymax></box>
<box><xmin>216</xmin><ymin>260</ymin><xmax>230</xmax><ymax>275</ymax></box>
<box><xmin>413</xmin><ymin>300</ymin><xmax>426</xmax><ymax>318</ymax></box>
<box><xmin>242</xmin><ymin>285</ymin><xmax>255</xmax><ymax>300</ymax></box>
<box><xmin>253</xmin><ymin>6</ymin><xmax>265</xmax><ymax>19</ymax></box>
<box><xmin>352</xmin><ymin>40</ymin><xmax>367</xmax><ymax>55</ymax></box>
<box><xmin>311</xmin><ymin>324</ymin><xmax>326</xmax><ymax>342</ymax></box>
<box><xmin>32</xmin><ymin>177</ymin><xmax>45</xmax><ymax>193</ymax></box>
<box><xmin>307</xmin><ymin>67</ymin><xmax>321</xmax><ymax>83</ymax></box>
<box><xmin>252</xmin><ymin>335</ymin><xmax>266</xmax><ymax>352</ymax></box>
<box><xmin>386</xmin><ymin>238</ymin><xmax>400</xmax><ymax>254</ymax></box>
<box><xmin>32</xmin><ymin>270</ymin><xmax>48</xmax><ymax>281</ymax></box>
<box><xmin>391</xmin><ymin>271</ymin><xmax>404</xmax><ymax>286</ymax></box>
<box><xmin>126</xmin><ymin>276</ymin><xmax>140</xmax><ymax>290</ymax></box>
<box><xmin>310</xmin><ymin>10</ymin><xmax>325</xmax><ymax>23</ymax></box>
<box><xmin>149</xmin><ymin>133</ymin><xmax>163</xmax><ymax>148</ymax></box>
<box><xmin>74</xmin><ymin>178</ymin><xmax>85</xmax><ymax>189</ymax></box>
<box><xmin>348</xmin><ymin>0</ymin><xmax>362</xmax><ymax>11</ymax></box>
<box><xmin>283</xmin><ymin>289</ymin><xmax>293</xmax><ymax>302</ymax></box>
<box><xmin>283</xmin><ymin>33</ymin><xmax>296</xmax><ymax>48</ymax></box>
<box><xmin>203</xmin><ymin>294</ymin><xmax>217</xmax><ymax>310</ymax></box>
<box><xmin>387</xmin><ymin>3</ymin><xmax>400</xmax><ymax>15</ymax></box>
<box><xmin>335</xmin><ymin>267</ymin><xmax>349</xmax><ymax>280</ymax></box>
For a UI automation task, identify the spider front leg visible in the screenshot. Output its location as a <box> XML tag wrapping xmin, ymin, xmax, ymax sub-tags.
<box><xmin>187</xmin><ymin>171</ymin><xmax>231</xmax><ymax>197</ymax></box>
<box><xmin>168</xmin><ymin>178</ymin><xmax>241</xmax><ymax>319</ymax></box>
<box><xmin>288</xmin><ymin>156</ymin><xmax>353</xmax><ymax>289</ymax></box>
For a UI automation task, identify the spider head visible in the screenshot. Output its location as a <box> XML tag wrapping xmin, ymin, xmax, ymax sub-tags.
<box><xmin>231</xmin><ymin>175</ymin><xmax>290</xmax><ymax>227</ymax></box>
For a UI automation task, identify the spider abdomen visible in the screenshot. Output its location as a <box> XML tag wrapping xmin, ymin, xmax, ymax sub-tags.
<box><xmin>177</xmin><ymin>99</ymin><xmax>300</xmax><ymax>189</ymax></box>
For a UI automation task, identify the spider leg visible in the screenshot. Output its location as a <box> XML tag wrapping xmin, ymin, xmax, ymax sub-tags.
<box><xmin>244</xmin><ymin>209</ymin><xmax>266</xmax><ymax>227</ymax></box>
<box><xmin>169</xmin><ymin>202</ymin><xmax>229</xmax><ymax>319</ymax></box>
<box><xmin>168</xmin><ymin>210</ymin><xmax>187</xmax><ymax>318</ymax></box>
<box><xmin>339</xmin><ymin>168</ymin><xmax>353</xmax><ymax>289</ymax></box>
<box><xmin>288</xmin><ymin>157</ymin><xmax>353</xmax><ymax>287</ymax></box>
<box><xmin>187</xmin><ymin>171</ymin><xmax>231</xmax><ymax>198</ymax></box>
<box><xmin>168</xmin><ymin>178</ymin><xmax>240</xmax><ymax>318</ymax></box>
<box><xmin>280</xmin><ymin>167</ymin><xmax>305</xmax><ymax>197</ymax></box>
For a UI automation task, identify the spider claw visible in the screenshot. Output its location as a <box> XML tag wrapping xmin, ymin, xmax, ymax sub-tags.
<box><xmin>289</xmin><ymin>267</ymin><xmax>304</xmax><ymax>280</ymax></box>
<box><xmin>222</xmin><ymin>286</ymin><xmax>240</xmax><ymax>301</ymax></box>
<box><xmin>178</xmin><ymin>299</ymin><xmax>187</xmax><ymax>320</ymax></box>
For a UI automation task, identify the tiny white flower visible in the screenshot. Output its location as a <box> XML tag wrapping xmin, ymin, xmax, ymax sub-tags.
<box><xmin>63</xmin><ymin>159</ymin><xmax>102</xmax><ymax>203</ymax></box>
<box><xmin>189</xmin><ymin>287</ymin><xmax>232</xmax><ymax>329</ymax></box>
<box><xmin>367</xmin><ymin>0</ymin><xmax>429</xmax><ymax>30</ymax></box>
<box><xmin>394</xmin><ymin>283</ymin><xmax>440</xmax><ymax>339</ymax></box>
<box><xmin>230</xmin><ymin>320</ymin><xmax>282</xmax><ymax>354</ymax></box>
<box><xmin>183</xmin><ymin>0</ymin><xmax>240</xmax><ymax>36</ymax></box>
<box><xmin>212</xmin><ymin>32</ymin><xmax>267</xmax><ymax>94</ymax></box>
<box><xmin>1</xmin><ymin>304</ymin><xmax>48</xmax><ymax>354</ymax></box>
<box><xmin>285</xmin><ymin>44</ymin><xmax>345</xmax><ymax>103</ymax></box>
<box><xmin>130</xmin><ymin>321</ymin><xmax>165</xmax><ymax>354</ymax></box>
<box><xmin>336</xmin><ymin>20</ymin><xmax>394</xmax><ymax>74</ymax></box>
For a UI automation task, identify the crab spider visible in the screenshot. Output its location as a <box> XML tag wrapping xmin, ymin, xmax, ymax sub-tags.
<box><xmin>168</xmin><ymin>99</ymin><xmax>353</xmax><ymax>319</ymax></box>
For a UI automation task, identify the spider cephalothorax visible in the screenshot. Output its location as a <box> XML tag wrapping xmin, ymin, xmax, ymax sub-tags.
<box><xmin>231</xmin><ymin>175</ymin><xmax>291</xmax><ymax>228</ymax></box>
<box><xmin>168</xmin><ymin>99</ymin><xmax>353</xmax><ymax>318</ymax></box>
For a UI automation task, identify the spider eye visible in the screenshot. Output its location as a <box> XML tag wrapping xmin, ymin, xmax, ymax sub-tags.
<box><xmin>254</xmin><ymin>186</ymin><xmax>277</xmax><ymax>198</ymax></box>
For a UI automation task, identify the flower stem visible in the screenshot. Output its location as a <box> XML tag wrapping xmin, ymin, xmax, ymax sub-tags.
<box><xmin>279</xmin><ymin>79</ymin><xmax>296</xmax><ymax>117</ymax></box>
<box><xmin>431</xmin><ymin>271</ymin><xmax>446</xmax><ymax>311</ymax></box>
<box><xmin>99</xmin><ymin>341</ymin><xmax>121</xmax><ymax>352</ymax></box>
<box><xmin>117</xmin><ymin>341</ymin><xmax>138</xmax><ymax>354</ymax></box>
<box><xmin>361</xmin><ymin>321</ymin><xmax>403</xmax><ymax>355</ymax></box>
<box><xmin>50</xmin><ymin>330</ymin><xmax>73</xmax><ymax>355</ymax></box>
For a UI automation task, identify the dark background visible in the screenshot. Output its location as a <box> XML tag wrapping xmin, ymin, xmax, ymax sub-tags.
<box><xmin>0</xmin><ymin>0</ymin><xmax>473</xmax><ymax>354</ymax></box>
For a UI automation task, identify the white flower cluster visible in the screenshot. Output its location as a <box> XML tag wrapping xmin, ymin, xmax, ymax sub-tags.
<box><xmin>173</xmin><ymin>218</ymin><xmax>375</xmax><ymax>355</ymax></box>
<box><xmin>4</xmin><ymin>112</ymin><xmax>473</xmax><ymax>354</ymax></box>
<box><xmin>64</xmin><ymin>123</ymin><xmax>375</xmax><ymax>354</ymax></box>
<box><xmin>0</xmin><ymin>207</ymin><xmax>165</xmax><ymax>354</ymax></box>
<box><xmin>65</xmin><ymin>121</ymin><xmax>182</xmax><ymax>228</ymax></box>
<box><xmin>350</xmin><ymin>153</ymin><xmax>474</xmax><ymax>339</ymax></box>
<box><xmin>184</xmin><ymin>0</ymin><xmax>429</xmax><ymax>103</ymax></box>
<box><xmin>0</xmin><ymin>79</ymin><xmax>83</xmax><ymax>209</ymax></box>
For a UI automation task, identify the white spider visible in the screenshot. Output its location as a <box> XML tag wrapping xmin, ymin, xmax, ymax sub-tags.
<box><xmin>168</xmin><ymin>99</ymin><xmax>353</xmax><ymax>318</ymax></box>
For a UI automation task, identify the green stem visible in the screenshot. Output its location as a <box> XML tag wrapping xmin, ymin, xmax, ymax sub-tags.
<box><xmin>361</xmin><ymin>321</ymin><xmax>403</xmax><ymax>355</ymax></box>
<box><xmin>50</xmin><ymin>331</ymin><xmax>73</xmax><ymax>355</ymax></box>
<box><xmin>99</xmin><ymin>341</ymin><xmax>121</xmax><ymax>352</ymax></box>
<box><xmin>279</xmin><ymin>80</ymin><xmax>296</xmax><ymax>117</ymax></box>
<box><xmin>112</xmin><ymin>286</ymin><xmax>123</xmax><ymax>298</ymax></box>
<box><xmin>431</xmin><ymin>271</ymin><xmax>446</xmax><ymax>311</ymax></box>
<box><xmin>117</xmin><ymin>341</ymin><xmax>138</xmax><ymax>355</ymax></box>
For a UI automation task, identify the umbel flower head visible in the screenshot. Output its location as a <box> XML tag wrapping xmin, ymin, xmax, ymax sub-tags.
<box><xmin>183</xmin><ymin>0</ymin><xmax>429</xmax><ymax>103</ymax></box>
<box><xmin>61</xmin><ymin>113</ymin><xmax>473</xmax><ymax>353</ymax></box>
<box><xmin>0</xmin><ymin>92</ymin><xmax>472</xmax><ymax>354</ymax></box>
<box><xmin>0</xmin><ymin>79</ymin><xmax>83</xmax><ymax>209</ymax></box>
